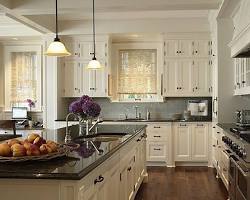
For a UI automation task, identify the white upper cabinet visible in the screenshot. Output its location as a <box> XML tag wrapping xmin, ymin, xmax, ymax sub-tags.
<box><xmin>192</xmin><ymin>59</ymin><xmax>212</xmax><ymax>96</ymax></box>
<box><xmin>163</xmin><ymin>37</ymin><xmax>212</xmax><ymax>97</ymax></box>
<box><xmin>61</xmin><ymin>36</ymin><xmax>109</xmax><ymax>98</ymax></box>
<box><xmin>165</xmin><ymin>39</ymin><xmax>210</xmax><ymax>58</ymax></box>
<box><xmin>234</xmin><ymin>58</ymin><xmax>250</xmax><ymax>95</ymax></box>
<box><xmin>193</xmin><ymin>40</ymin><xmax>210</xmax><ymax>58</ymax></box>
<box><xmin>165</xmin><ymin>40</ymin><xmax>193</xmax><ymax>58</ymax></box>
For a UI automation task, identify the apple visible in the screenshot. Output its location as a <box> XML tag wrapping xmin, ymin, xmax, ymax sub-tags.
<box><xmin>46</xmin><ymin>141</ymin><xmax>58</xmax><ymax>152</ymax></box>
<box><xmin>23</xmin><ymin>141</ymin><xmax>32</xmax><ymax>150</ymax></box>
<box><xmin>27</xmin><ymin>133</ymin><xmax>39</xmax><ymax>143</ymax></box>
<box><xmin>11</xmin><ymin>144</ymin><xmax>26</xmax><ymax>157</ymax></box>
<box><xmin>33</xmin><ymin>137</ymin><xmax>45</xmax><ymax>147</ymax></box>
<box><xmin>0</xmin><ymin>142</ymin><xmax>12</xmax><ymax>156</ymax></box>
<box><xmin>7</xmin><ymin>139</ymin><xmax>20</xmax><ymax>147</ymax></box>
<box><xmin>26</xmin><ymin>144</ymin><xmax>40</xmax><ymax>156</ymax></box>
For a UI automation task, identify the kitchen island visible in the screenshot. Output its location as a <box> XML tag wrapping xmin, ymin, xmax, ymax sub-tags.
<box><xmin>0</xmin><ymin>124</ymin><xmax>147</xmax><ymax>200</ymax></box>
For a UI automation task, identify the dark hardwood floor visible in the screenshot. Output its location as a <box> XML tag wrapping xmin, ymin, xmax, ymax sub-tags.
<box><xmin>135</xmin><ymin>167</ymin><xmax>228</xmax><ymax>200</ymax></box>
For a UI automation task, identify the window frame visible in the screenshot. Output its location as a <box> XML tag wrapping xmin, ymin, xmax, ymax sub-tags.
<box><xmin>4</xmin><ymin>45</ymin><xmax>42</xmax><ymax>111</ymax></box>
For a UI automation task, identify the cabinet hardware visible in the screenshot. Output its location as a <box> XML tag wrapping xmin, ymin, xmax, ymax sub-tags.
<box><xmin>161</xmin><ymin>74</ymin><xmax>163</xmax><ymax>95</ymax></box>
<box><xmin>153</xmin><ymin>135</ymin><xmax>161</xmax><ymax>138</ymax></box>
<box><xmin>197</xmin><ymin>124</ymin><xmax>204</xmax><ymax>127</ymax></box>
<box><xmin>180</xmin><ymin>124</ymin><xmax>187</xmax><ymax>127</ymax></box>
<box><xmin>153</xmin><ymin>148</ymin><xmax>161</xmax><ymax>151</ymax></box>
<box><xmin>136</xmin><ymin>138</ymin><xmax>141</xmax><ymax>142</ymax></box>
<box><xmin>90</xmin><ymin>52</ymin><xmax>94</xmax><ymax>55</ymax></box>
<box><xmin>209</xmin><ymin>88</ymin><xmax>210</xmax><ymax>93</ymax></box>
<box><xmin>195</xmin><ymin>51</ymin><xmax>198</xmax><ymax>54</ymax></box>
<box><xmin>127</xmin><ymin>166</ymin><xmax>132</xmax><ymax>171</ymax></box>
<box><xmin>75</xmin><ymin>88</ymin><xmax>78</xmax><ymax>90</ymax></box>
<box><xmin>212</xmin><ymin>145</ymin><xmax>216</xmax><ymax>147</ymax></box>
<box><xmin>195</xmin><ymin>87</ymin><xmax>198</xmax><ymax>90</ymax></box>
<box><xmin>242</xmin><ymin>81</ymin><xmax>246</xmax><ymax>84</ymax></box>
<box><xmin>135</xmin><ymin>98</ymin><xmax>141</xmax><ymax>101</ymax></box>
<box><xmin>193</xmin><ymin>88</ymin><xmax>195</xmax><ymax>92</ymax></box>
<box><xmin>119</xmin><ymin>173</ymin><xmax>122</xmax><ymax>181</ymax></box>
<box><xmin>94</xmin><ymin>175</ymin><xmax>104</xmax><ymax>184</ymax></box>
<box><xmin>217</xmin><ymin>132</ymin><xmax>220</xmax><ymax>134</ymax></box>
<box><xmin>176</xmin><ymin>51</ymin><xmax>179</xmax><ymax>54</ymax></box>
<box><xmin>213</xmin><ymin>126</ymin><xmax>216</xmax><ymax>129</ymax></box>
<box><xmin>154</xmin><ymin>126</ymin><xmax>161</xmax><ymax>128</ymax></box>
<box><xmin>180</xmin><ymin>51</ymin><xmax>182</xmax><ymax>53</ymax></box>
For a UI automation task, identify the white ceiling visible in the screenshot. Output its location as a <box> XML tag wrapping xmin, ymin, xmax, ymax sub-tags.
<box><xmin>0</xmin><ymin>12</ymin><xmax>42</xmax><ymax>37</ymax></box>
<box><xmin>0</xmin><ymin>0</ymin><xmax>222</xmax><ymax>36</ymax></box>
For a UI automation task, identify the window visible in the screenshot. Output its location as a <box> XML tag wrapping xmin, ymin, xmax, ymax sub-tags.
<box><xmin>4</xmin><ymin>46</ymin><xmax>42</xmax><ymax>111</ymax></box>
<box><xmin>118</xmin><ymin>49</ymin><xmax>157</xmax><ymax>100</ymax></box>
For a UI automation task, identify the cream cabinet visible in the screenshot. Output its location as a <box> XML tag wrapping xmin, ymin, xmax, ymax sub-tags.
<box><xmin>174</xmin><ymin>123</ymin><xmax>209</xmax><ymax>162</ymax></box>
<box><xmin>163</xmin><ymin>59</ymin><xmax>212</xmax><ymax>97</ymax></box>
<box><xmin>165</xmin><ymin>39</ymin><xmax>210</xmax><ymax>58</ymax></box>
<box><xmin>61</xmin><ymin>37</ymin><xmax>109</xmax><ymax>98</ymax></box>
<box><xmin>146</xmin><ymin>124</ymin><xmax>171</xmax><ymax>165</ymax></box>
<box><xmin>234</xmin><ymin>58</ymin><xmax>250</xmax><ymax>95</ymax></box>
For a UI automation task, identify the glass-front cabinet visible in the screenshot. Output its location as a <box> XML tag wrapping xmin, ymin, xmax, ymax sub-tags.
<box><xmin>234</xmin><ymin>58</ymin><xmax>250</xmax><ymax>95</ymax></box>
<box><xmin>111</xmin><ymin>43</ymin><xmax>163</xmax><ymax>102</ymax></box>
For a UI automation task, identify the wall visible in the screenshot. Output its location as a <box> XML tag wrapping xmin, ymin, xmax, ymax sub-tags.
<box><xmin>58</xmin><ymin>97</ymin><xmax>212</xmax><ymax>121</ymax></box>
<box><xmin>0</xmin><ymin>44</ymin><xmax>3</xmax><ymax>107</ymax></box>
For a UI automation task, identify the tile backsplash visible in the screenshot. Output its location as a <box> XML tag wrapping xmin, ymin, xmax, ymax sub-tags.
<box><xmin>62</xmin><ymin>97</ymin><xmax>212</xmax><ymax>120</ymax></box>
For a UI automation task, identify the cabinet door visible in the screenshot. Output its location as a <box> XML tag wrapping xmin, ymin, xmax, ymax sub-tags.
<box><xmin>192</xmin><ymin>60</ymin><xmax>211</xmax><ymax>96</ymax></box>
<box><xmin>127</xmin><ymin>155</ymin><xmax>135</xmax><ymax>200</ymax></box>
<box><xmin>193</xmin><ymin>40</ymin><xmax>210</xmax><ymax>57</ymax></box>
<box><xmin>174</xmin><ymin>123</ymin><xmax>192</xmax><ymax>161</ymax></box>
<box><xmin>104</xmin><ymin>165</ymin><xmax>120</xmax><ymax>200</ymax></box>
<box><xmin>164</xmin><ymin>40</ymin><xmax>179</xmax><ymax>57</ymax></box>
<box><xmin>93</xmin><ymin>60</ymin><xmax>107</xmax><ymax>97</ymax></box>
<box><xmin>80</xmin><ymin>62</ymin><xmax>92</xmax><ymax>96</ymax></box>
<box><xmin>64</xmin><ymin>40</ymin><xmax>80</xmax><ymax>59</ymax></box>
<box><xmin>119</xmin><ymin>165</ymin><xmax>128</xmax><ymax>200</ymax></box>
<box><xmin>63</xmin><ymin>61</ymin><xmax>81</xmax><ymax>97</ymax></box>
<box><xmin>178</xmin><ymin>40</ymin><xmax>193</xmax><ymax>57</ymax></box>
<box><xmin>178</xmin><ymin>60</ymin><xmax>193</xmax><ymax>95</ymax></box>
<box><xmin>163</xmin><ymin>59</ymin><xmax>179</xmax><ymax>96</ymax></box>
<box><xmin>235</xmin><ymin>58</ymin><xmax>241</xmax><ymax>90</ymax></box>
<box><xmin>79</xmin><ymin>186</ymin><xmax>98</xmax><ymax>200</ymax></box>
<box><xmin>191</xmin><ymin>124</ymin><xmax>208</xmax><ymax>161</ymax></box>
<box><xmin>147</xmin><ymin>141</ymin><xmax>167</xmax><ymax>162</ymax></box>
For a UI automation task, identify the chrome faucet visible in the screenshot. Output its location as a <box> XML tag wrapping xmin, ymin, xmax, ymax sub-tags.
<box><xmin>65</xmin><ymin>113</ymin><xmax>80</xmax><ymax>143</ymax></box>
<box><xmin>87</xmin><ymin>117</ymin><xmax>104</xmax><ymax>135</ymax></box>
<box><xmin>135</xmin><ymin>106</ymin><xmax>139</xmax><ymax>119</ymax></box>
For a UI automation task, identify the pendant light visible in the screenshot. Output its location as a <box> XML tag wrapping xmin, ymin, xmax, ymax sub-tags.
<box><xmin>87</xmin><ymin>0</ymin><xmax>102</xmax><ymax>69</ymax></box>
<box><xmin>45</xmin><ymin>0</ymin><xmax>71</xmax><ymax>57</ymax></box>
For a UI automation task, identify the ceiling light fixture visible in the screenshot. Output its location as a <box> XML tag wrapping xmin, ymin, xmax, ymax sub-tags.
<box><xmin>45</xmin><ymin>0</ymin><xmax>71</xmax><ymax>57</ymax></box>
<box><xmin>87</xmin><ymin>0</ymin><xmax>102</xmax><ymax>70</ymax></box>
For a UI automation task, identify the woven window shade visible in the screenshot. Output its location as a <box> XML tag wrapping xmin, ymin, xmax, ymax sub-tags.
<box><xmin>10</xmin><ymin>52</ymin><xmax>37</xmax><ymax>107</ymax></box>
<box><xmin>118</xmin><ymin>49</ymin><xmax>157</xmax><ymax>94</ymax></box>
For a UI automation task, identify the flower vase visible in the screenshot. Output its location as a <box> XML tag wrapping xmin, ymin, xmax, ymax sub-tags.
<box><xmin>85</xmin><ymin>118</ymin><xmax>92</xmax><ymax>136</ymax></box>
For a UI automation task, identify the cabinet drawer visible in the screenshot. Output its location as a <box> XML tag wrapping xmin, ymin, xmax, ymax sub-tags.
<box><xmin>147</xmin><ymin>142</ymin><xmax>167</xmax><ymax>162</ymax></box>
<box><xmin>146</xmin><ymin>125</ymin><xmax>170</xmax><ymax>140</ymax></box>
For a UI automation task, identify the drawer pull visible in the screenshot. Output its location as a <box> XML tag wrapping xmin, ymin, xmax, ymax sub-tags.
<box><xmin>153</xmin><ymin>136</ymin><xmax>161</xmax><ymax>138</ymax></box>
<box><xmin>153</xmin><ymin>148</ymin><xmax>161</xmax><ymax>151</ymax></box>
<box><xmin>127</xmin><ymin>166</ymin><xmax>132</xmax><ymax>171</ymax></box>
<box><xmin>180</xmin><ymin>124</ymin><xmax>187</xmax><ymax>127</ymax></box>
<box><xmin>197</xmin><ymin>124</ymin><xmax>204</xmax><ymax>127</ymax></box>
<box><xmin>94</xmin><ymin>176</ymin><xmax>104</xmax><ymax>184</ymax></box>
<box><xmin>137</xmin><ymin>138</ymin><xmax>141</xmax><ymax>142</ymax></box>
<box><xmin>212</xmin><ymin>145</ymin><xmax>216</xmax><ymax>147</ymax></box>
<box><xmin>153</xmin><ymin>126</ymin><xmax>161</xmax><ymax>129</ymax></box>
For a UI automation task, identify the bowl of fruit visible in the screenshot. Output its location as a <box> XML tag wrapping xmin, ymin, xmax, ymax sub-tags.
<box><xmin>0</xmin><ymin>133</ymin><xmax>69</xmax><ymax>162</ymax></box>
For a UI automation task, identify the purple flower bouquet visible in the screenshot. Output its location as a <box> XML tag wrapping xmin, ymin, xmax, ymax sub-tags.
<box><xmin>69</xmin><ymin>95</ymin><xmax>101</xmax><ymax>120</ymax></box>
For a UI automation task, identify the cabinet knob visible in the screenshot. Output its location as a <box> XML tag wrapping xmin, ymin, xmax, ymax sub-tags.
<box><xmin>242</xmin><ymin>81</ymin><xmax>246</xmax><ymax>84</ymax></box>
<box><xmin>195</xmin><ymin>51</ymin><xmax>198</xmax><ymax>53</ymax></box>
<box><xmin>127</xmin><ymin>166</ymin><xmax>132</xmax><ymax>171</ymax></box>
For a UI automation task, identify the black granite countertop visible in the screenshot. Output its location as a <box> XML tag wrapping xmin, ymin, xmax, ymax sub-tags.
<box><xmin>55</xmin><ymin>118</ymin><xmax>212</xmax><ymax>123</ymax></box>
<box><xmin>0</xmin><ymin>124</ymin><xmax>146</xmax><ymax>180</ymax></box>
<box><xmin>217</xmin><ymin>123</ymin><xmax>236</xmax><ymax>133</ymax></box>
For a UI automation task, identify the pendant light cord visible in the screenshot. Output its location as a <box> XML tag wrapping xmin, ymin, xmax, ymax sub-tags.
<box><xmin>92</xmin><ymin>0</ymin><xmax>96</xmax><ymax>59</ymax></box>
<box><xmin>55</xmin><ymin>0</ymin><xmax>59</xmax><ymax>40</ymax></box>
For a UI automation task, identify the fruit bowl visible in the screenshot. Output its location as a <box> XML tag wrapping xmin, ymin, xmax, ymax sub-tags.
<box><xmin>0</xmin><ymin>144</ymin><xmax>70</xmax><ymax>163</ymax></box>
<box><xmin>0</xmin><ymin>133</ymin><xmax>80</xmax><ymax>163</ymax></box>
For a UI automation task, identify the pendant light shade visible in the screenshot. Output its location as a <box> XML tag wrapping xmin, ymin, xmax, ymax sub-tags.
<box><xmin>87</xmin><ymin>58</ymin><xmax>102</xmax><ymax>69</ymax></box>
<box><xmin>87</xmin><ymin>0</ymin><xmax>102</xmax><ymax>70</ymax></box>
<box><xmin>45</xmin><ymin>0</ymin><xmax>71</xmax><ymax>57</ymax></box>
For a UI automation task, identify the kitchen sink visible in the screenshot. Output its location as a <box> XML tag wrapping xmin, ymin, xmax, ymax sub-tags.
<box><xmin>73</xmin><ymin>133</ymin><xmax>127</xmax><ymax>143</ymax></box>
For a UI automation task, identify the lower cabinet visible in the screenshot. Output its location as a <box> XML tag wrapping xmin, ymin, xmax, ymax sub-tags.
<box><xmin>78</xmin><ymin>132</ymin><xmax>146</xmax><ymax>200</ymax></box>
<box><xmin>174</xmin><ymin>122</ymin><xmax>209</xmax><ymax>162</ymax></box>
<box><xmin>146</xmin><ymin>124</ymin><xmax>171</xmax><ymax>165</ymax></box>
